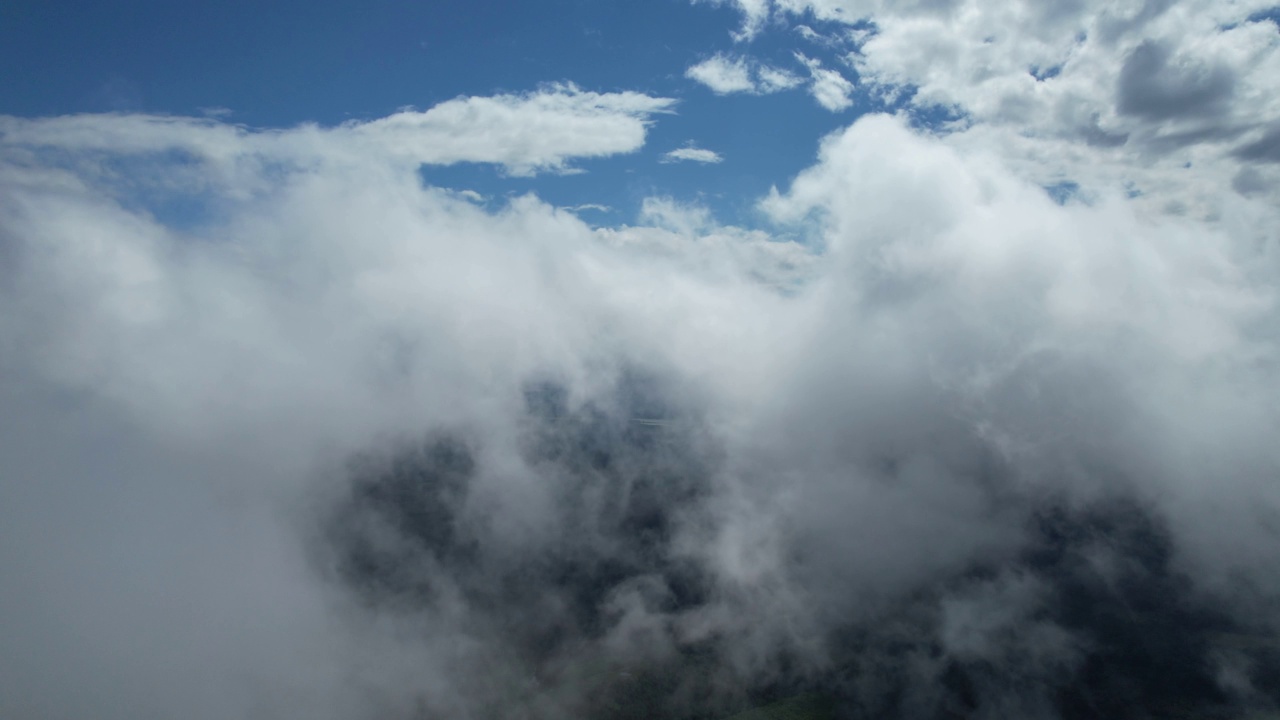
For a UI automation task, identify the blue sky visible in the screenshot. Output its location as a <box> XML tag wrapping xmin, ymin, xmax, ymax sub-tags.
<box><xmin>1</xmin><ymin>0</ymin><xmax>880</xmax><ymax>225</ymax></box>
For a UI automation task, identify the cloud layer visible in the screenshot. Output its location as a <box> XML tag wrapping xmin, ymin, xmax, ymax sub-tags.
<box><xmin>4</xmin><ymin>3</ymin><xmax>1280</xmax><ymax>717</ymax></box>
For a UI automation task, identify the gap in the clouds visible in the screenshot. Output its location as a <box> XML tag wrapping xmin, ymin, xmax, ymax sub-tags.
<box><xmin>416</xmin><ymin>89</ymin><xmax>859</xmax><ymax>231</ymax></box>
<box><xmin>1044</xmin><ymin>181</ymin><xmax>1082</xmax><ymax>205</ymax></box>
<box><xmin>1246</xmin><ymin>7</ymin><xmax>1280</xmax><ymax>29</ymax></box>
<box><xmin>894</xmin><ymin>90</ymin><xmax>971</xmax><ymax>134</ymax></box>
<box><xmin>1217</xmin><ymin>8</ymin><xmax>1280</xmax><ymax>32</ymax></box>
<box><xmin>3</xmin><ymin>0</ymin><xmax>903</xmax><ymax>236</ymax></box>
<box><xmin>1030</xmin><ymin>64</ymin><xmax>1064</xmax><ymax>82</ymax></box>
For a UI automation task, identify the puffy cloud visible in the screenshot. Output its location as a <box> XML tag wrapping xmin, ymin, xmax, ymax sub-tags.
<box><xmin>693</xmin><ymin>0</ymin><xmax>1280</xmax><ymax>216</ymax></box>
<box><xmin>687</xmin><ymin>53</ymin><xmax>755</xmax><ymax>93</ymax></box>
<box><xmin>661</xmin><ymin>146</ymin><xmax>725</xmax><ymax>164</ymax></box>
<box><xmin>685</xmin><ymin>53</ymin><xmax>803</xmax><ymax>95</ymax></box>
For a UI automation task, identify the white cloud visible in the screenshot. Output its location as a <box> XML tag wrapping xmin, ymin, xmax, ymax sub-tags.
<box><xmin>795</xmin><ymin>24</ymin><xmax>822</xmax><ymax>41</ymax></box>
<box><xmin>4</xmin><ymin>99</ymin><xmax>1280</xmax><ymax>719</ymax></box>
<box><xmin>0</xmin><ymin>109</ymin><xmax>814</xmax><ymax>718</ymax></box>
<box><xmin>686</xmin><ymin>53</ymin><xmax>802</xmax><ymax>95</ymax></box>
<box><xmin>0</xmin><ymin>83</ymin><xmax>676</xmax><ymax>177</ymax></box>
<box><xmin>698</xmin><ymin>0</ymin><xmax>1280</xmax><ymax>215</ymax></box>
<box><xmin>686</xmin><ymin>53</ymin><xmax>756</xmax><ymax>93</ymax></box>
<box><xmin>757</xmin><ymin>65</ymin><xmax>805</xmax><ymax>93</ymax></box>
<box><xmin>661</xmin><ymin>146</ymin><xmax>725</xmax><ymax>164</ymax></box>
<box><xmin>797</xmin><ymin>53</ymin><xmax>856</xmax><ymax>111</ymax></box>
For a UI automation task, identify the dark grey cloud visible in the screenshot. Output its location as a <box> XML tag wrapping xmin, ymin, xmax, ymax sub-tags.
<box><xmin>309</xmin><ymin>370</ymin><xmax>1280</xmax><ymax>719</ymax></box>
<box><xmin>1117</xmin><ymin>40</ymin><xmax>1238</xmax><ymax>122</ymax></box>
<box><xmin>1233</xmin><ymin>167</ymin><xmax>1270</xmax><ymax>196</ymax></box>
<box><xmin>1233</xmin><ymin>123</ymin><xmax>1280</xmax><ymax>163</ymax></box>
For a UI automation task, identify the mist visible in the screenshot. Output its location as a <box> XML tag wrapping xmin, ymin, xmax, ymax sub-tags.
<box><xmin>2</xmin><ymin>103</ymin><xmax>1278</xmax><ymax>719</ymax></box>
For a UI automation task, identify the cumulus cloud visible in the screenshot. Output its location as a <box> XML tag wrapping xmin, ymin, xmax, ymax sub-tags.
<box><xmin>686</xmin><ymin>53</ymin><xmax>803</xmax><ymax>95</ymax></box>
<box><xmin>695</xmin><ymin>0</ymin><xmax>1280</xmax><ymax>215</ymax></box>
<box><xmin>661</xmin><ymin>146</ymin><xmax>725</xmax><ymax>164</ymax></box>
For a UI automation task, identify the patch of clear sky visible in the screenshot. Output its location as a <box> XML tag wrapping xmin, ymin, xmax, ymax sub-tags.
<box><xmin>0</xmin><ymin>0</ymin><xmax>907</xmax><ymax>228</ymax></box>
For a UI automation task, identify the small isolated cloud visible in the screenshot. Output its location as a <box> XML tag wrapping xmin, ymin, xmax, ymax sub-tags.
<box><xmin>686</xmin><ymin>53</ymin><xmax>803</xmax><ymax>95</ymax></box>
<box><xmin>687</xmin><ymin>54</ymin><xmax>754</xmax><ymax>93</ymax></box>
<box><xmin>796</xmin><ymin>53</ymin><xmax>855</xmax><ymax>112</ymax></box>
<box><xmin>661</xmin><ymin>146</ymin><xmax>724</xmax><ymax>164</ymax></box>
<box><xmin>794</xmin><ymin>24</ymin><xmax>823</xmax><ymax>42</ymax></box>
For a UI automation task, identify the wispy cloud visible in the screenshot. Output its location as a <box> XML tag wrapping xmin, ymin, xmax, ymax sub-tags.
<box><xmin>693</xmin><ymin>0</ymin><xmax>772</xmax><ymax>40</ymax></box>
<box><xmin>796</xmin><ymin>53</ymin><xmax>855</xmax><ymax>112</ymax></box>
<box><xmin>661</xmin><ymin>145</ymin><xmax>724</xmax><ymax>164</ymax></box>
<box><xmin>0</xmin><ymin>83</ymin><xmax>676</xmax><ymax>177</ymax></box>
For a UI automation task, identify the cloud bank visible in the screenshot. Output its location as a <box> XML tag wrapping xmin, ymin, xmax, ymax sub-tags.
<box><xmin>4</xmin><ymin>10</ymin><xmax>1280</xmax><ymax>720</ymax></box>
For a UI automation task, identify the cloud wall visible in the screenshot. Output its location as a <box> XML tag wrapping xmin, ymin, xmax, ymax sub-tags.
<box><xmin>2</xmin><ymin>82</ymin><xmax>1279</xmax><ymax>720</ymax></box>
